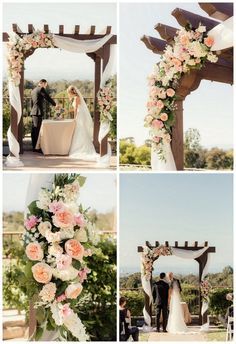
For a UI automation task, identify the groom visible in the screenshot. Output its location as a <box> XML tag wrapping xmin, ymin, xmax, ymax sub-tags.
<box><xmin>152</xmin><ymin>272</ymin><xmax>169</xmax><ymax>332</ymax></box>
<box><xmin>30</xmin><ymin>79</ymin><xmax>56</xmax><ymax>150</ymax></box>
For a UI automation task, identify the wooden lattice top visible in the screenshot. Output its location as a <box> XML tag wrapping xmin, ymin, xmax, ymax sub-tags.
<box><xmin>137</xmin><ymin>241</ymin><xmax>216</xmax><ymax>253</ymax></box>
<box><xmin>2</xmin><ymin>24</ymin><xmax>117</xmax><ymax>44</ymax></box>
<box><xmin>141</xmin><ymin>2</ymin><xmax>233</xmax><ymax>85</ymax></box>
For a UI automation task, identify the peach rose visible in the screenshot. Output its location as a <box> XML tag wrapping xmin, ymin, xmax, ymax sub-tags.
<box><xmin>52</xmin><ymin>209</ymin><xmax>75</xmax><ymax>229</ymax></box>
<box><xmin>65</xmin><ymin>239</ymin><xmax>84</xmax><ymax>261</ymax></box>
<box><xmin>160</xmin><ymin>113</ymin><xmax>168</xmax><ymax>122</ymax></box>
<box><xmin>32</xmin><ymin>262</ymin><xmax>52</xmax><ymax>284</ymax></box>
<box><xmin>180</xmin><ymin>35</ymin><xmax>189</xmax><ymax>45</ymax></box>
<box><xmin>166</xmin><ymin>88</ymin><xmax>175</xmax><ymax>97</ymax></box>
<box><xmin>156</xmin><ymin>100</ymin><xmax>164</xmax><ymax>109</ymax></box>
<box><xmin>26</xmin><ymin>242</ymin><xmax>44</xmax><ymax>261</ymax></box>
<box><xmin>204</xmin><ymin>36</ymin><xmax>214</xmax><ymax>47</ymax></box>
<box><xmin>65</xmin><ymin>283</ymin><xmax>83</xmax><ymax>299</ymax></box>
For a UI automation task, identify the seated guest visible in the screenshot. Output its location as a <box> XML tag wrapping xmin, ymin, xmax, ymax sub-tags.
<box><xmin>225</xmin><ymin>293</ymin><xmax>234</xmax><ymax>336</ymax></box>
<box><xmin>119</xmin><ymin>297</ymin><xmax>139</xmax><ymax>341</ymax></box>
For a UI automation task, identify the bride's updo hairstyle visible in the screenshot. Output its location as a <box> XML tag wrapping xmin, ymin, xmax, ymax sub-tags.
<box><xmin>67</xmin><ymin>85</ymin><xmax>79</xmax><ymax>100</ymax></box>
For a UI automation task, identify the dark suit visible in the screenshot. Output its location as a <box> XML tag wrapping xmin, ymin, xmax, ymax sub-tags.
<box><xmin>152</xmin><ymin>280</ymin><xmax>169</xmax><ymax>331</ymax></box>
<box><xmin>30</xmin><ymin>86</ymin><xmax>56</xmax><ymax>149</ymax></box>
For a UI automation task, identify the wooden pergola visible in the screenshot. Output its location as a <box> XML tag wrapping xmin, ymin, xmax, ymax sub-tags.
<box><xmin>141</xmin><ymin>2</ymin><xmax>233</xmax><ymax>170</ymax></box>
<box><xmin>138</xmin><ymin>241</ymin><xmax>216</xmax><ymax>325</ymax></box>
<box><xmin>2</xmin><ymin>24</ymin><xmax>117</xmax><ymax>156</ymax></box>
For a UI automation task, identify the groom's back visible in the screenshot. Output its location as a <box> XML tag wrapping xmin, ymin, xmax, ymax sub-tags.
<box><xmin>155</xmin><ymin>280</ymin><xmax>169</xmax><ymax>305</ymax></box>
<box><xmin>30</xmin><ymin>86</ymin><xmax>44</xmax><ymax>116</ymax></box>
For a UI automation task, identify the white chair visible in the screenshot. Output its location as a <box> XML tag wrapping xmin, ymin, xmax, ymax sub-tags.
<box><xmin>226</xmin><ymin>316</ymin><xmax>234</xmax><ymax>341</ymax></box>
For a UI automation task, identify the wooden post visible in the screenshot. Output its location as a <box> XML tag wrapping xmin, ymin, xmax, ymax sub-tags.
<box><xmin>100</xmin><ymin>43</ymin><xmax>111</xmax><ymax>157</ymax></box>
<box><xmin>18</xmin><ymin>68</ymin><xmax>24</xmax><ymax>153</ymax></box>
<box><xmin>171</xmin><ymin>99</ymin><xmax>184</xmax><ymax>170</ymax></box>
<box><xmin>196</xmin><ymin>252</ymin><xmax>208</xmax><ymax>324</ymax></box>
<box><xmin>93</xmin><ymin>55</ymin><xmax>101</xmax><ymax>152</ymax></box>
<box><xmin>29</xmin><ymin>301</ymin><xmax>36</xmax><ymax>339</ymax></box>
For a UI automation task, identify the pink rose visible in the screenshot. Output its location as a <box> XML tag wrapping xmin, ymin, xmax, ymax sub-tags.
<box><xmin>61</xmin><ymin>304</ymin><xmax>72</xmax><ymax>318</ymax></box>
<box><xmin>56</xmin><ymin>254</ymin><xmax>72</xmax><ymax>270</ymax></box>
<box><xmin>26</xmin><ymin>242</ymin><xmax>44</xmax><ymax>261</ymax></box>
<box><xmin>32</xmin><ymin>262</ymin><xmax>52</xmax><ymax>284</ymax></box>
<box><xmin>56</xmin><ymin>293</ymin><xmax>67</xmax><ymax>303</ymax></box>
<box><xmin>52</xmin><ymin>209</ymin><xmax>75</xmax><ymax>229</ymax></box>
<box><xmin>25</xmin><ymin>215</ymin><xmax>39</xmax><ymax>230</ymax></box>
<box><xmin>65</xmin><ymin>239</ymin><xmax>84</xmax><ymax>261</ymax></box>
<box><xmin>204</xmin><ymin>36</ymin><xmax>214</xmax><ymax>47</ymax></box>
<box><xmin>166</xmin><ymin>88</ymin><xmax>175</xmax><ymax>97</ymax></box>
<box><xmin>74</xmin><ymin>214</ymin><xmax>85</xmax><ymax>227</ymax></box>
<box><xmin>65</xmin><ymin>283</ymin><xmax>83</xmax><ymax>299</ymax></box>
<box><xmin>32</xmin><ymin>41</ymin><xmax>38</xmax><ymax>48</ymax></box>
<box><xmin>49</xmin><ymin>201</ymin><xmax>65</xmax><ymax>214</ymax></box>
<box><xmin>152</xmin><ymin>119</ymin><xmax>164</xmax><ymax>129</ymax></box>
<box><xmin>78</xmin><ymin>267</ymin><xmax>91</xmax><ymax>283</ymax></box>
<box><xmin>160</xmin><ymin>113</ymin><xmax>168</xmax><ymax>122</ymax></box>
<box><xmin>156</xmin><ymin>100</ymin><xmax>164</xmax><ymax>109</ymax></box>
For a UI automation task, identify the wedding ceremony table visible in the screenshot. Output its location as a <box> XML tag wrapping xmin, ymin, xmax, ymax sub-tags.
<box><xmin>36</xmin><ymin>119</ymin><xmax>76</xmax><ymax>155</ymax></box>
<box><xmin>181</xmin><ymin>302</ymin><xmax>191</xmax><ymax>324</ymax></box>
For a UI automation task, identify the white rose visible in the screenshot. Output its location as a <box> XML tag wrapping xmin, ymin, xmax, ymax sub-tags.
<box><xmin>52</xmin><ymin>266</ymin><xmax>79</xmax><ymax>281</ymax></box>
<box><xmin>48</xmin><ymin>243</ymin><xmax>63</xmax><ymax>257</ymax></box>
<box><xmin>38</xmin><ymin>221</ymin><xmax>52</xmax><ymax>236</ymax></box>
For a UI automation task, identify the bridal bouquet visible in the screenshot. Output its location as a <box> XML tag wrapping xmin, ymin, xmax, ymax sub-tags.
<box><xmin>145</xmin><ymin>23</ymin><xmax>218</xmax><ymax>161</ymax></box>
<box><xmin>23</xmin><ymin>174</ymin><xmax>99</xmax><ymax>341</ymax></box>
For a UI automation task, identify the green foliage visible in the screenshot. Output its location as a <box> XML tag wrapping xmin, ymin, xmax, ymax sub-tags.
<box><xmin>3</xmin><ymin>100</ymin><xmax>10</xmax><ymax>139</ymax></box>
<box><xmin>120</xmin><ymin>273</ymin><xmax>141</xmax><ymax>289</ymax></box>
<box><xmin>119</xmin><ymin>140</ymin><xmax>151</xmax><ymax>165</ymax></box>
<box><xmin>181</xmin><ymin>284</ymin><xmax>199</xmax><ymax>314</ymax></box>
<box><xmin>209</xmin><ymin>288</ymin><xmax>233</xmax><ymax>316</ymax></box>
<box><xmin>206</xmin><ymin>148</ymin><xmax>233</xmax><ymax>170</ymax></box>
<box><xmin>79</xmin><ymin>237</ymin><xmax>117</xmax><ymax>341</ymax></box>
<box><xmin>120</xmin><ymin>289</ymin><xmax>144</xmax><ymax>316</ymax></box>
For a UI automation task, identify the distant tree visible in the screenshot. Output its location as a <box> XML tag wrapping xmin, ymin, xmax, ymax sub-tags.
<box><xmin>135</xmin><ymin>145</ymin><xmax>151</xmax><ymax>166</ymax></box>
<box><xmin>119</xmin><ymin>141</ymin><xmax>136</xmax><ymax>164</ymax></box>
<box><xmin>206</xmin><ymin>148</ymin><xmax>233</xmax><ymax>170</ymax></box>
<box><xmin>184</xmin><ymin>128</ymin><xmax>206</xmax><ymax>169</ymax></box>
<box><xmin>185</xmin><ymin>128</ymin><xmax>201</xmax><ymax>151</ymax></box>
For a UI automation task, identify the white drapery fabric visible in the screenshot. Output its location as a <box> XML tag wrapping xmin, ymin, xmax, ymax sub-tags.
<box><xmin>140</xmin><ymin>246</ymin><xmax>210</xmax><ymax>327</ymax></box>
<box><xmin>208</xmin><ymin>16</ymin><xmax>233</xmax><ymax>51</ymax></box>
<box><xmin>6</xmin><ymin>32</ymin><xmax>115</xmax><ymax>167</ymax></box>
<box><xmin>151</xmin><ymin>143</ymin><xmax>176</xmax><ymax>171</ymax></box>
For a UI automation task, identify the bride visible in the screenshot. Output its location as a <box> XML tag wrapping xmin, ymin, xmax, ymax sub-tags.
<box><xmin>67</xmin><ymin>85</ymin><xmax>98</xmax><ymax>160</ymax></box>
<box><xmin>167</xmin><ymin>272</ymin><xmax>189</xmax><ymax>334</ymax></box>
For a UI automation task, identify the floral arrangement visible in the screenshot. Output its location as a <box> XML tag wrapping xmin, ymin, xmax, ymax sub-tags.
<box><xmin>141</xmin><ymin>245</ymin><xmax>172</xmax><ymax>280</ymax></box>
<box><xmin>53</xmin><ymin>105</ymin><xmax>65</xmax><ymax>120</ymax></box>
<box><xmin>7</xmin><ymin>30</ymin><xmax>55</xmax><ymax>86</ymax></box>
<box><xmin>200</xmin><ymin>279</ymin><xmax>212</xmax><ymax>301</ymax></box>
<box><xmin>145</xmin><ymin>24</ymin><xmax>218</xmax><ymax>161</ymax></box>
<box><xmin>97</xmin><ymin>79</ymin><xmax>116</xmax><ymax>123</ymax></box>
<box><xmin>23</xmin><ymin>174</ymin><xmax>100</xmax><ymax>341</ymax></box>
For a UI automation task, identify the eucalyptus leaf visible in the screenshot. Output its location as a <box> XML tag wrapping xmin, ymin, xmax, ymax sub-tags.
<box><xmin>78</xmin><ymin>176</ymin><xmax>86</xmax><ymax>187</ymax></box>
<box><xmin>35</xmin><ymin>326</ymin><xmax>44</xmax><ymax>341</ymax></box>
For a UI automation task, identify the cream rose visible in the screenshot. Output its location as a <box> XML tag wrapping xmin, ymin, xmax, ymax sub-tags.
<box><xmin>39</xmin><ymin>282</ymin><xmax>56</xmax><ymax>302</ymax></box>
<box><xmin>75</xmin><ymin>228</ymin><xmax>88</xmax><ymax>243</ymax></box>
<box><xmin>65</xmin><ymin>283</ymin><xmax>83</xmax><ymax>299</ymax></box>
<box><xmin>38</xmin><ymin>221</ymin><xmax>52</xmax><ymax>236</ymax></box>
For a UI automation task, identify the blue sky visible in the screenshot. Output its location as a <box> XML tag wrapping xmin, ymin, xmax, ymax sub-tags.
<box><xmin>2</xmin><ymin>2</ymin><xmax>117</xmax><ymax>81</ymax></box>
<box><xmin>120</xmin><ymin>173</ymin><xmax>233</xmax><ymax>274</ymax></box>
<box><xmin>119</xmin><ymin>2</ymin><xmax>233</xmax><ymax>149</ymax></box>
<box><xmin>3</xmin><ymin>173</ymin><xmax>117</xmax><ymax>213</ymax></box>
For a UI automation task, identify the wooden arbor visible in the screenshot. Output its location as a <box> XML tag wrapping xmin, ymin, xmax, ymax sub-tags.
<box><xmin>2</xmin><ymin>24</ymin><xmax>117</xmax><ymax>156</ymax></box>
<box><xmin>141</xmin><ymin>2</ymin><xmax>233</xmax><ymax>170</ymax></box>
<box><xmin>138</xmin><ymin>241</ymin><xmax>216</xmax><ymax>325</ymax></box>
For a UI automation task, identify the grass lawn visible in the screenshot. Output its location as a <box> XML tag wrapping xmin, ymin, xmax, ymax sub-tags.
<box><xmin>139</xmin><ymin>332</ymin><xmax>150</xmax><ymax>341</ymax></box>
<box><xmin>206</xmin><ymin>329</ymin><xmax>226</xmax><ymax>341</ymax></box>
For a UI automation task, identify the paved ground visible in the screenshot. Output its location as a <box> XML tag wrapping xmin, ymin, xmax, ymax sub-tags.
<box><xmin>3</xmin><ymin>152</ymin><xmax>117</xmax><ymax>171</ymax></box>
<box><xmin>141</xmin><ymin>326</ymin><xmax>209</xmax><ymax>341</ymax></box>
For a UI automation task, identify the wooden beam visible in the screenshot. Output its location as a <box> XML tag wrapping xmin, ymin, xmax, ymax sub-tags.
<box><xmin>194</xmin><ymin>241</ymin><xmax>198</xmax><ymax>247</ymax></box>
<box><xmin>141</xmin><ymin>35</ymin><xmax>167</xmax><ymax>55</ymax></box>
<box><xmin>74</xmin><ymin>25</ymin><xmax>80</xmax><ymax>34</ymax></box>
<box><xmin>3</xmin><ymin>32</ymin><xmax>9</xmax><ymax>41</ymax></box>
<box><xmin>137</xmin><ymin>245</ymin><xmax>215</xmax><ymax>253</ymax></box>
<box><xmin>199</xmin><ymin>3</ymin><xmax>233</xmax><ymax>21</ymax></box>
<box><xmin>185</xmin><ymin>241</ymin><xmax>188</xmax><ymax>247</ymax></box>
<box><xmin>12</xmin><ymin>24</ymin><xmax>22</xmax><ymax>33</ymax></box>
<box><xmin>204</xmin><ymin>241</ymin><xmax>208</xmax><ymax>247</ymax></box>
<box><xmin>175</xmin><ymin>241</ymin><xmax>178</xmax><ymax>247</ymax></box>
<box><xmin>165</xmin><ymin>241</ymin><xmax>169</xmax><ymax>247</ymax></box>
<box><xmin>28</xmin><ymin>24</ymin><xmax>35</xmax><ymax>34</ymax></box>
<box><xmin>59</xmin><ymin>25</ymin><xmax>64</xmax><ymax>35</ymax></box>
<box><xmin>172</xmin><ymin>8</ymin><xmax>220</xmax><ymax>31</ymax></box>
<box><xmin>199</xmin><ymin>62</ymin><xmax>233</xmax><ymax>84</ymax></box>
<box><xmin>145</xmin><ymin>241</ymin><xmax>152</xmax><ymax>249</ymax></box>
<box><xmin>155</xmin><ymin>23</ymin><xmax>178</xmax><ymax>43</ymax></box>
<box><xmin>155</xmin><ymin>241</ymin><xmax>160</xmax><ymax>247</ymax></box>
<box><xmin>44</xmin><ymin>25</ymin><xmax>49</xmax><ymax>34</ymax></box>
<box><xmin>106</xmin><ymin>26</ymin><xmax>112</xmax><ymax>34</ymax></box>
<box><xmin>90</xmin><ymin>25</ymin><xmax>96</xmax><ymax>35</ymax></box>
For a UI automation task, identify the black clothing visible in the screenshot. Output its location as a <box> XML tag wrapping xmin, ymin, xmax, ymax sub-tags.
<box><xmin>30</xmin><ymin>86</ymin><xmax>56</xmax><ymax>149</ymax></box>
<box><xmin>119</xmin><ymin>308</ymin><xmax>139</xmax><ymax>341</ymax></box>
<box><xmin>152</xmin><ymin>280</ymin><xmax>169</xmax><ymax>331</ymax></box>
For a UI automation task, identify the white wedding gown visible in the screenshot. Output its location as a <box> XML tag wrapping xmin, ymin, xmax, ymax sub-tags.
<box><xmin>167</xmin><ymin>281</ymin><xmax>189</xmax><ymax>334</ymax></box>
<box><xmin>69</xmin><ymin>93</ymin><xmax>98</xmax><ymax>161</ymax></box>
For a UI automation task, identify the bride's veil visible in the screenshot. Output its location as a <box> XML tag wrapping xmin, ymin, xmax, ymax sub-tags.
<box><xmin>75</xmin><ymin>87</ymin><xmax>94</xmax><ymax>140</ymax></box>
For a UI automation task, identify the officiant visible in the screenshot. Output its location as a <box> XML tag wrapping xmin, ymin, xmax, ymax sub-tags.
<box><xmin>30</xmin><ymin>79</ymin><xmax>56</xmax><ymax>151</ymax></box>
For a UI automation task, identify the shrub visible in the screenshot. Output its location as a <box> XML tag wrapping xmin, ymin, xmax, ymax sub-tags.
<box><xmin>209</xmin><ymin>288</ymin><xmax>233</xmax><ymax>316</ymax></box>
<box><xmin>120</xmin><ymin>289</ymin><xmax>144</xmax><ymax>316</ymax></box>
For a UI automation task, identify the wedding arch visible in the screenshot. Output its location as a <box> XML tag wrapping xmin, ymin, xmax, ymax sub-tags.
<box><xmin>138</xmin><ymin>241</ymin><xmax>216</xmax><ymax>327</ymax></box>
<box><xmin>142</xmin><ymin>2</ymin><xmax>233</xmax><ymax>170</ymax></box>
<box><xmin>3</xmin><ymin>24</ymin><xmax>117</xmax><ymax>166</ymax></box>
